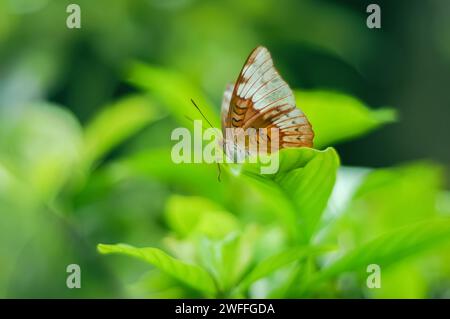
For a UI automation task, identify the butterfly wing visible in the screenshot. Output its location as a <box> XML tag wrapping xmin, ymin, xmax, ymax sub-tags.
<box><xmin>221</xmin><ymin>83</ymin><xmax>234</xmax><ymax>133</ymax></box>
<box><xmin>224</xmin><ymin>46</ymin><xmax>314</xmax><ymax>151</ymax></box>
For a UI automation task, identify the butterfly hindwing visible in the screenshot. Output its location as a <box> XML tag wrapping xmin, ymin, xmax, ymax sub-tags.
<box><xmin>221</xmin><ymin>83</ymin><xmax>234</xmax><ymax>133</ymax></box>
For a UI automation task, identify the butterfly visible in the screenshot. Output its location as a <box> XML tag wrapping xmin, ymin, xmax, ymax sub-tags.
<box><xmin>219</xmin><ymin>46</ymin><xmax>314</xmax><ymax>160</ymax></box>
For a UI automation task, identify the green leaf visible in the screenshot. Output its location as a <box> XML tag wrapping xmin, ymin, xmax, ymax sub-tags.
<box><xmin>105</xmin><ymin>146</ymin><xmax>338</xmax><ymax>243</ymax></box>
<box><xmin>312</xmin><ymin>218</ymin><xmax>450</xmax><ymax>285</ymax></box>
<box><xmin>106</xmin><ymin>148</ymin><xmax>228</xmax><ymax>203</ymax></box>
<box><xmin>296</xmin><ymin>90</ymin><xmax>397</xmax><ymax>148</ymax></box>
<box><xmin>127</xmin><ymin>270</ymin><xmax>202</xmax><ymax>298</ymax></box>
<box><xmin>0</xmin><ymin>102</ymin><xmax>82</xmax><ymax>201</ymax></box>
<box><xmin>437</xmin><ymin>191</ymin><xmax>450</xmax><ymax>215</ymax></box>
<box><xmin>323</xmin><ymin>162</ymin><xmax>444</xmax><ymax>249</ymax></box>
<box><xmin>198</xmin><ymin>228</ymin><xmax>259</xmax><ymax>294</ymax></box>
<box><xmin>83</xmin><ymin>95</ymin><xmax>162</xmax><ymax>168</ymax></box>
<box><xmin>239</xmin><ymin>147</ymin><xmax>340</xmax><ymax>242</ymax></box>
<box><xmin>355</xmin><ymin>162</ymin><xmax>443</xmax><ymax>231</ymax></box>
<box><xmin>238</xmin><ymin>245</ymin><xmax>332</xmax><ymax>291</ymax></box>
<box><xmin>165</xmin><ymin>195</ymin><xmax>240</xmax><ymax>238</ymax></box>
<box><xmin>97</xmin><ymin>243</ymin><xmax>216</xmax><ymax>295</ymax></box>
<box><xmin>368</xmin><ymin>262</ymin><xmax>427</xmax><ymax>298</ymax></box>
<box><xmin>127</xmin><ymin>62</ymin><xmax>220</xmax><ymax>128</ymax></box>
<box><xmin>316</xmin><ymin>162</ymin><xmax>447</xmax><ymax>298</ymax></box>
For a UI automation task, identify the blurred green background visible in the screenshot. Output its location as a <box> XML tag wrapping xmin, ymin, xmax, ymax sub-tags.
<box><xmin>0</xmin><ymin>0</ymin><xmax>449</xmax><ymax>298</ymax></box>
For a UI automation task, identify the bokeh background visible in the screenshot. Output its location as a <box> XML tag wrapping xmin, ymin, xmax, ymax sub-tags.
<box><xmin>0</xmin><ymin>0</ymin><xmax>449</xmax><ymax>298</ymax></box>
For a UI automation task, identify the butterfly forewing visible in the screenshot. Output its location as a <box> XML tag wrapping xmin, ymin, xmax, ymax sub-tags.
<box><xmin>221</xmin><ymin>46</ymin><xmax>314</xmax><ymax>152</ymax></box>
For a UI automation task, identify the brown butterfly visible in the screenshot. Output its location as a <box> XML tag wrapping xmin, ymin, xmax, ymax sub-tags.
<box><xmin>220</xmin><ymin>46</ymin><xmax>314</xmax><ymax>159</ymax></box>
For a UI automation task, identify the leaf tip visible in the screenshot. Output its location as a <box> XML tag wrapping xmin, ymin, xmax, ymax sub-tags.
<box><xmin>374</xmin><ymin>108</ymin><xmax>398</xmax><ymax>124</ymax></box>
<box><xmin>97</xmin><ymin>243</ymin><xmax>112</xmax><ymax>254</ymax></box>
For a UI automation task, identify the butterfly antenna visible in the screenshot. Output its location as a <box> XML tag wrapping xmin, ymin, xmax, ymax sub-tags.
<box><xmin>184</xmin><ymin>114</ymin><xmax>209</xmax><ymax>130</ymax></box>
<box><xmin>190</xmin><ymin>99</ymin><xmax>214</xmax><ymax>129</ymax></box>
<box><xmin>190</xmin><ymin>99</ymin><xmax>222</xmax><ymax>182</ymax></box>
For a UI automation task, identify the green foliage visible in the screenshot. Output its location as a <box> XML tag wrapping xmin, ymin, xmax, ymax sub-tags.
<box><xmin>83</xmin><ymin>95</ymin><xmax>162</xmax><ymax>168</ymax></box>
<box><xmin>127</xmin><ymin>62</ymin><xmax>220</xmax><ymax>128</ymax></box>
<box><xmin>296</xmin><ymin>90</ymin><xmax>397</xmax><ymax>148</ymax></box>
<box><xmin>106</xmin><ymin>148</ymin><xmax>228</xmax><ymax>203</ymax></box>
<box><xmin>313</xmin><ymin>219</ymin><xmax>450</xmax><ymax>285</ymax></box>
<box><xmin>238</xmin><ymin>245</ymin><xmax>332</xmax><ymax>292</ymax></box>
<box><xmin>165</xmin><ymin>195</ymin><xmax>240</xmax><ymax>239</ymax></box>
<box><xmin>1</xmin><ymin>0</ymin><xmax>448</xmax><ymax>300</ymax></box>
<box><xmin>197</xmin><ymin>230</ymin><xmax>257</xmax><ymax>295</ymax></box>
<box><xmin>0</xmin><ymin>62</ymin><xmax>448</xmax><ymax>299</ymax></box>
<box><xmin>317</xmin><ymin>162</ymin><xmax>448</xmax><ymax>298</ymax></box>
<box><xmin>0</xmin><ymin>103</ymin><xmax>82</xmax><ymax>201</ymax></box>
<box><xmin>98</xmin><ymin>243</ymin><xmax>217</xmax><ymax>295</ymax></box>
<box><xmin>90</xmin><ymin>63</ymin><xmax>450</xmax><ymax>298</ymax></box>
<box><xmin>239</xmin><ymin>147</ymin><xmax>340</xmax><ymax>242</ymax></box>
